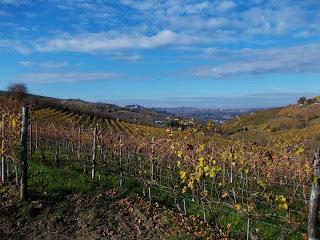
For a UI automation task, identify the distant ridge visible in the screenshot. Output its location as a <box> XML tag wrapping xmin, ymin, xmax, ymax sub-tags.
<box><xmin>221</xmin><ymin>95</ymin><xmax>320</xmax><ymax>135</ymax></box>
<box><xmin>0</xmin><ymin>91</ymin><xmax>171</xmax><ymax>126</ymax></box>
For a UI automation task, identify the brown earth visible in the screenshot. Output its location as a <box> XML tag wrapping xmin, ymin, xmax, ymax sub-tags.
<box><xmin>0</xmin><ymin>184</ymin><xmax>227</xmax><ymax>240</ymax></box>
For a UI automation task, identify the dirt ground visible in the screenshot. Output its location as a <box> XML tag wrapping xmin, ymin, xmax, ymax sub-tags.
<box><xmin>0</xmin><ymin>184</ymin><xmax>227</xmax><ymax>240</ymax></box>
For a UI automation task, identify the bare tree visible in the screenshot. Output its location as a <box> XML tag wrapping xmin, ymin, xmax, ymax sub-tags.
<box><xmin>297</xmin><ymin>96</ymin><xmax>306</xmax><ymax>105</ymax></box>
<box><xmin>7</xmin><ymin>83</ymin><xmax>28</xmax><ymax>100</ymax></box>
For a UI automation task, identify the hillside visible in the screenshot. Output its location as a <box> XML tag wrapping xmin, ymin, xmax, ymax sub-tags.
<box><xmin>221</xmin><ymin>98</ymin><xmax>320</xmax><ymax>146</ymax></box>
<box><xmin>222</xmin><ymin>101</ymin><xmax>320</xmax><ymax>133</ymax></box>
<box><xmin>0</xmin><ymin>91</ymin><xmax>171</xmax><ymax>126</ymax></box>
<box><xmin>0</xmin><ymin>93</ymin><xmax>318</xmax><ymax>239</ymax></box>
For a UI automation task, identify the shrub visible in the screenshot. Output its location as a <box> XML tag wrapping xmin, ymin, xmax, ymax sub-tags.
<box><xmin>7</xmin><ymin>83</ymin><xmax>28</xmax><ymax>100</ymax></box>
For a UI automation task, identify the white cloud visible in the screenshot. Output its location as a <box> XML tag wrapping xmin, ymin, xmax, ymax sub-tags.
<box><xmin>120</xmin><ymin>0</ymin><xmax>156</xmax><ymax>11</ymax></box>
<box><xmin>19</xmin><ymin>61</ymin><xmax>34</xmax><ymax>66</ymax></box>
<box><xmin>18</xmin><ymin>72</ymin><xmax>119</xmax><ymax>83</ymax></box>
<box><xmin>34</xmin><ymin>30</ymin><xmax>202</xmax><ymax>53</ymax></box>
<box><xmin>0</xmin><ymin>39</ymin><xmax>31</xmax><ymax>54</ymax></box>
<box><xmin>112</xmin><ymin>54</ymin><xmax>142</xmax><ymax>62</ymax></box>
<box><xmin>216</xmin><ymin>0</ymin><xmax>237</xmax><ymax>12</ymax></box>
<box><xmin>239</xmin><ymin>5</ymin><xmax>307</xmax><ymax>37</ymax></box>
<box><xmin>1</xmin><ymin>0</ymin><xmax>319</xmax><ymax>60</ymax></box>
<box><xmin>191</xmin><ymin>43</ymin><xmax>320</xmax><ymax>78</ymax></box>
<box><xmin>0</xmin><ymin>0</ymin><xmax>20</xmax><ymax>4</ymax></box>
<box><xmin>19</xmin><ymin>61</ymin><xmax>68</xmax><ymax>68</ymax></box>
<box><xmin>184</xmin><ymin>1</ymin><xmax>210</xmax><ymax>14</ymax></box>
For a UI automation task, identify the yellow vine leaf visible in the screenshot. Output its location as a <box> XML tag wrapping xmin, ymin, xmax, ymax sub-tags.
<box><xmin>11</xmin><ymin>118</ymin><xmax>17</xmax><ymax>128</ymax></box>
<box><xmin>198</xmin><ymin>156</ymin><xmax>205</xmax><ymax>167</ymax></box>
<box><xmin>188</xmin><ymin>179</ymin><xmax>194</xmax><ymax>190</ymax></box>
<box><xmin>179</xmin><ymin>170</ymin><xmax>187</xmax><ymax>182</ymax></box>
<box><xmin>182</xmin><ymin>186</ymin><xmax>187</xmax><ymax>193</ymax></box>
<box><xmin>279</xmin><ymin>203</ymin><xmax>288</xmax><ymax>210</ymax></box>
<box><xmin>295</xmin><ymin>147</ymin><xmax>304</xmax><ymax>155</ymax></box>
<box><xmin>196</xmin><ymin>144</ymin><xmax>205</xmax><ymax>153</ymax></box>
<box><xmin>209</xmin><ymin>167</ymin><xmax>216</xmax><ymax>178</ymax></box>
<box><xmin>234</xmin><ymin>203</ymin><xmax>241</xmax><ymax>211</ymax></box>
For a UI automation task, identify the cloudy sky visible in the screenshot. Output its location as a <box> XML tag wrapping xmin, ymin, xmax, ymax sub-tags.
<box><xmin>0</xmin><ymin>0</ymin><xmax>320</xmax><ymax>108</ymax></box>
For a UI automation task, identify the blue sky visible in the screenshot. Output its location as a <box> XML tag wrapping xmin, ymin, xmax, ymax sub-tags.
<box><xmin>0</xmin><ymin>0</ymin><xmax>320</xmax><ymax>108</ymax></box>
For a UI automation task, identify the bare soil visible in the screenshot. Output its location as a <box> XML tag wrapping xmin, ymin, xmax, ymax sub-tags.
<box><xmin>0</xmin><ymin>184</ymin><xmax>227</xmax><ymax>240</ymax></box>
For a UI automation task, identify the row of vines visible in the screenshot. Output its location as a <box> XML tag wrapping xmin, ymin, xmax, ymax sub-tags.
<box><xmin>0</xmin><ymin>99</ymin><xmax>318</xmax><ymax>238</ymax></box>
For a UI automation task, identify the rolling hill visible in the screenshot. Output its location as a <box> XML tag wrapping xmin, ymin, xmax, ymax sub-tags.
<box><xmin>0</xmin><ymin>91</ymin><xmax>171</xmax><ymax>126</ymax></box>
<box><xmin>221</xmin><ymin>96</ymin><xmax>320</xmax><ymax>147</ymax></box>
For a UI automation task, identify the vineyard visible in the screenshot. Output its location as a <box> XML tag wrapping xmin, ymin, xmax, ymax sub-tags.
<box><xmin>1</xmin><ymin>96</ymin><xmax>320</xmax><ymax>239</ymax></box>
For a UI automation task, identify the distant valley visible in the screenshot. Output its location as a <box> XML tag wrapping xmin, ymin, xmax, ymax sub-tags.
<box><xmin>153</xmin><ymin>107</ymin><xmax>264</xmax><ymax>123</ymax></box>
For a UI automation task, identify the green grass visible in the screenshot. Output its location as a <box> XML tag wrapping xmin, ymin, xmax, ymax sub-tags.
<box><xmin>25</xmin><ymin>149</ymin><xmax>306</xmax><ymax>239</ymax></box>
<box><xmin>29</xmin><ymin>161</ymin><xmax>99</xmax><ymax>199</ymax></box>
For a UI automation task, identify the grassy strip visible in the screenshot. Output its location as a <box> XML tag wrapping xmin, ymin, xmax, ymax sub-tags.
<box><xmin>26</xmin><ymin>150</ymin><xmax>306</xmax><ymax>239</ymax></box>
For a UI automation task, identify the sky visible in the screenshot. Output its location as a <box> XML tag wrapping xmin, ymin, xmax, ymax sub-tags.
<box><xmin>0</xmin><ymin>0</ymin><xmax>320</xmax><ymax>108</ymax></box>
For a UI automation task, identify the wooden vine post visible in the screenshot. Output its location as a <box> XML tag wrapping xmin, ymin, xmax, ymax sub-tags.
<box><xmin>77</xmin><ymin>126</ymin><xmax>81</xmax><ymax>163</ymax></box>
<box><xmin>308</xmin><ymin>149</ymin><xmax>320</xmax><ymax>240</ymax></box>
<box><xmin>29</xmin><ymin>123</ymin><xmax>32</xmax><ymax>155</ymax></box>
<box><xmin>91</xmin><ymin>125</ymin><xmax>97</xmax><ymax>179</ymax></box>
<box><xmin>151</xmin><ymin>136</ymin><xmax>155</xmax><ymax>181</ymax></box>
<box><xmin>20</xmin><ymin>106</ymin><xmax>29</xmax><ymax>201</ymax></box>
<box><xmin>35</xmin><ymin>123</ymin><xmax>38</xmax><ymax>150</ymax></box>
<box><xmin>119</xmin><ymin>136</ymin><xmax>124</xmax><ymax>187</ymax></box>
<box><xmin>1</xmin><ymin>114</ymin><xmax>6</xmax><ymax>182</ymax></box>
